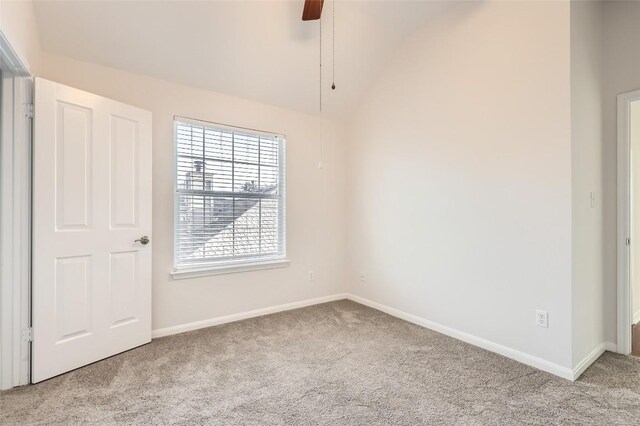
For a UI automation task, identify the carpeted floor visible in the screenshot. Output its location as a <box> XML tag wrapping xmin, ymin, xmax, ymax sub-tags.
<box><xmin>1</xmin><ymin>300</ymin><xmax>639</xmax><ymax>425</ymax></box>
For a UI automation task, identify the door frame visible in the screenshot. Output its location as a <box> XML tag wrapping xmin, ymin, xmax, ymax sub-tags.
<box><xmin>617</xmin><ymin>88</ymin><xmax>640</xmax><ymax>355</ymax></box>
<box><xmin>0</xmin><ymin>30</ymin><xmax>32</xmax><ymax>390</ymax></box>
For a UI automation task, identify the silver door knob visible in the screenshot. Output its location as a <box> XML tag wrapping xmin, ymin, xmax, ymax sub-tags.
<box><xmin>135</xmin><ymin>236</ymin><xmax>150</xmax><ymax>245</ymax></box>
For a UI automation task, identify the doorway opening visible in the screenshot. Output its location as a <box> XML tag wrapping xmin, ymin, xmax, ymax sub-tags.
<box><xmin>617</xmin><ymin>89</ymin><xmax>640</xmax><ymax>357</ymax></box>
<box><xmin>630</xmin><ymin>97</ymin><xmax>640</xmax><ymax>356</ymax></box>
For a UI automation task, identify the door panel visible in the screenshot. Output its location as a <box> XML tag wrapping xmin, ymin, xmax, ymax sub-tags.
<box><xmin>55</xmin><ymin>102</ymin><xmax>92</xmax><ymax>230</ymax></box>
<box><xmin>110</xmin><ymin>115</ymin><xmax>138</xmax><ymax>228</ymax></box>
<box><xmin>55</xmin><ymin>255</ymin><xmax>92</xmax><ymax>342</ymax></box>
<box><xmin>109</xmin><ymin>251</ymin><xmax>138</xmax><ymax>327</ymax></box>
<box><xmin>32</xmin><ymin>78</ymin><xmax>152</xmax><ymax>383</ymax></box>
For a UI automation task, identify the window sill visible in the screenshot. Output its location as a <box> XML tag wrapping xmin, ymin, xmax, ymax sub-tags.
<box><xmin>170</xmin><ymin>258</ymin><xmax>290</xmax><ymax>280</ymax></box>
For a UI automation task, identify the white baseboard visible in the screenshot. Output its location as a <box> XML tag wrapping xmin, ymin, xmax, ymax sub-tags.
<box><xmin>345</xmin><ymin>294</ymin><xmax>575</xmax><ymax>381</ymax></box>
<box><xmin>152</xmin><ymin>293</ymin><xmax>349</xmax><ymax>338</ymax></box>
<box><xmin>151</xmin><ymin>291</ymin><xmax>614</xmax><ymax>382</ymax></box>
<box><xmin>572</xmin><ymin>342</ymin><xmax>617</xmax><ymax>381</ymax></box>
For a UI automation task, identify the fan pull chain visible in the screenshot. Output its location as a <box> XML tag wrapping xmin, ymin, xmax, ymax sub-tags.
<box><xmin>319</xmin><ymin>16</ymin><xmax>324</xmax><ymax>164</ymax></box>
<box><xmin>331</xmin><ymin>0</ymin><xmax>336</xmax><ymax>90</ymax></box>
<box><xmin>319</xmin><ymin>16</ymin><xmax>322</xmax><ymax>112</ymax></box>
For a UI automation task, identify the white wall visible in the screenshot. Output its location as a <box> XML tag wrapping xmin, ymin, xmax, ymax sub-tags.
<box><xmin>602</xmin><ymin>0</ymin><xmax>640</xmax><ymax>340</ymax></box>
<box><xmin>632</xmin><ymin>100</ymin><xmax>640</xmax><ymax>323</ymax></box>
<box><xmin>39</xmin><ymin>53</ymin><xmax>348</xmax><ymax>331</ymax></box>
<box><xmin>0</xmin><ymin>0</ymin><xmax>42</xmax><ymax>73</ymax></box>
<box><xmin>346</xmin><ymin>1</ymin><xmax>573</xmax><ymax>368</ymax></box>
<box><xmin>570</xmin><ymin>0</ymin><xmax>606</xmax><ymax>366</ymax></box>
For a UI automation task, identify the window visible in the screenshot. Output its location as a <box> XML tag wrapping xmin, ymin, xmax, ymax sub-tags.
<box><xmin>174</xmin><ymin>117</ymin><xmax>286</xmax><ymax>274</ymax></box>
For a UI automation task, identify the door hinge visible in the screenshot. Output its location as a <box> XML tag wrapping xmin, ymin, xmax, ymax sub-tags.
<box><xmin>22</xmin><ymin>327</ymin><xmax>33</xmax><ymax>342</ymax></box>
<box><xmin>626</xmin><ymin>237</ymin><xmax>631</xmax><ymax>246</ymax></box>
<box><xmin>24</xmin><ymin>103</ymin><xmax>34</xmax><ymax>118</ymax></box>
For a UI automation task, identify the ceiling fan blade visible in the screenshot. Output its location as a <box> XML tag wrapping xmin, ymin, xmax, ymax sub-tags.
<box><xmin>302</xmin><ymin>0</ymin><xmax>324</xmax><ymax>21</ymax></box>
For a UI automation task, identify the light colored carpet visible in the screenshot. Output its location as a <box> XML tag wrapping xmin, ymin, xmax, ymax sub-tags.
<box><xmin>1</xmin><ymin>300</ymin><xmax>639</xmax><ymax>425</ymax></box>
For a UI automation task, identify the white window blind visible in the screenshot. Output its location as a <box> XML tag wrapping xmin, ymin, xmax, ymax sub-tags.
<box><xmin>174</xmin><ymin>118</ymin><xmax>286</xmax><ymax>270</ymax></box>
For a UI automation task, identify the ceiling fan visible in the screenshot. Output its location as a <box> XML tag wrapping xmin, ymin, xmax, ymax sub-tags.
<box><xmin>302</xmin><ymin>0</ymin><xmax>324</xmax><ymax>21</ymax></box>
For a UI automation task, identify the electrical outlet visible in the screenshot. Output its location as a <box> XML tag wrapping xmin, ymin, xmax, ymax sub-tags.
<box><xmin>536</xmin><ymin>310</ymin><xmax>548</xmax><ymax>328</ymax></box>
<box><xmin>359</xmin><ymin>272</ymin><xmax>366</xmax><ymax>282</ymax></box>
<box><xmin>308</xmin><ymin>271</ymin><xmax>314</xmax><ymax>281</ymax></box>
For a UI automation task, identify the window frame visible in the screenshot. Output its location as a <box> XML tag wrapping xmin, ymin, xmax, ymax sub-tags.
<box><xmin>171</xmin><ymin>116</ymin><xmax>288</xmax><ymax>279</ymax></box>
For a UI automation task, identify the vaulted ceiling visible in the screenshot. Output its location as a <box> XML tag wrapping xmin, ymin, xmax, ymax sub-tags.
<box><xmin>33</xmin><ymin>1</ymin><xmax>453</xmax><ymax>119</ymax></box>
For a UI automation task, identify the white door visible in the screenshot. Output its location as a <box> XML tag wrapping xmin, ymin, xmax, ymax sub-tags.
<box><xmin>32</xmin><ymin>78</ymin><xmax>152</xmax><ymax>383</ymax></box>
